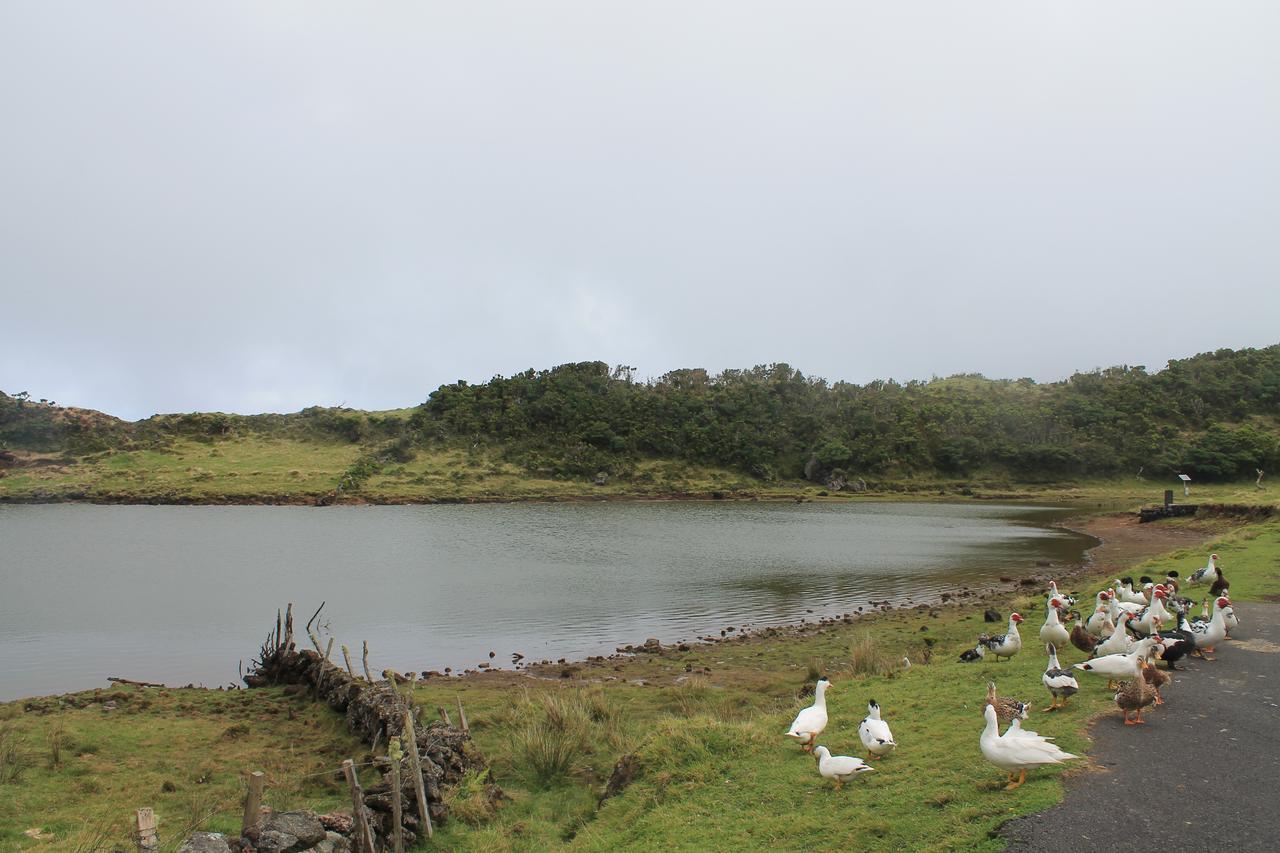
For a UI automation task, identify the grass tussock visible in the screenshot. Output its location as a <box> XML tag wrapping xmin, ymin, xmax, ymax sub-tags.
<box><xmin>848</xmin><ymin>632</ymin><xmax>901</xmax><ymax>678</ymax></box>
<box><xmin>0</xmin><ymin>723</ymin><xmax>30</xmax><ymax>784</ymax></box>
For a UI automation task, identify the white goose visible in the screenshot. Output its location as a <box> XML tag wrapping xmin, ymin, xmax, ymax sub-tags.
<box><xmin>812</xmin><ymin>745</ymin><xmax>874</xmax><ymax>790</ymax></box>
<box><xmin>785</xmin><ymin>677</ymin><xmax>832</xmax><ymax>752</ymax></box>
<box><xmin>979</xmin><ymin>704</ymin><xmax>1076</xmax><ymax>790</ymax></box>
<box><xmin>858</xmin><ymin>699</ymin><xmax>897</xmax><ymax>759</ymax></box>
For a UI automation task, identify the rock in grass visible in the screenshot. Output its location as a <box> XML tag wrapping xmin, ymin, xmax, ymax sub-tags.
<box><xmin>178</xmin><ymin>833</ymin><xmax>231</xmax><ymax>853</ymax></box>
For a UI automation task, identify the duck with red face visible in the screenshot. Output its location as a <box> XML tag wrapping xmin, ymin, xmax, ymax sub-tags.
<box><xmin>978</xmin><ymin>613</ymin><xmax>1024</xmax><ymax>662</ymax></box>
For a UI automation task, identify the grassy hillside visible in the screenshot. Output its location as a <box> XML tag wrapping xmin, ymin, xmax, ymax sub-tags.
<box><xmin>3</xmin><ymin>344</ymin><xmax>1278</xmax><ymax>504</ymax></box>
<box><xmin>5</xmin><ymin>513</ymin><xmax>1277</xmax><ymax>849</ymax></box>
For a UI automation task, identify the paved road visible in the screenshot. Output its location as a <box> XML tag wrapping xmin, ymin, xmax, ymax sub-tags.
<box><xmin>1002</xmin><ymin>601</ymin><xmax>1280</xmax><ymax>851</ymax></box>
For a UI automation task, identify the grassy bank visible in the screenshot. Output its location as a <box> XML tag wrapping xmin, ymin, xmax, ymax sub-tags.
<box><xmin>403</xmin><ymin>515</ymin><xmax>1280</xmax><ymax>851</ymax></box>
<box><xmin>2</xmin><ymin>427</ymin><xmax>1276</xmax><ymax>509</ymax></box>
<box><xmin>0</xmin><ymin>687</ymin><xmax>370</xmax><ymax>850</ymax></box>
<box><xmin>5</xmin><ymin>512</ymin><xmax>1277</xmax><ymax>849</ymax></box>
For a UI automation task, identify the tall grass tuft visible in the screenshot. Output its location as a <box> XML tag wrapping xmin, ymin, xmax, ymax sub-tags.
<box><xmin>46</xmin><ymin>719</ymin><xmax>69</xmax><ymax>770</ymax></box>
<box><xmin>515</xmin><ymin>717</ymin><xmax>584</xmax><ymax>786</ymax></box>
<box><xmin>1</xmin><ymin>723</ymin><xmax>30</xmax><ymax>784</ymax></box>
<box><xmin>511</xmin><ymin>688</ymin><xmax>627</xmax><ymax>786</ymax></box>
<box><xmin>848</xmin><ymin>632</ymin><xmax>899</xmax><ymax>678</ymax></box>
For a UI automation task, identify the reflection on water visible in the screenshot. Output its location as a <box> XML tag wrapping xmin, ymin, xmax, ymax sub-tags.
<box><xmin>0</xmin><ymin>501</ymin><xmax>1093</xmax><ymax>699</ymax></box>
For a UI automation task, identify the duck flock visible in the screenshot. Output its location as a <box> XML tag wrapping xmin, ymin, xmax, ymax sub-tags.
<box><xmin>785</xmin><ymin>552</ymin><xmax>1236</xmax><ymax>791</ymax></box>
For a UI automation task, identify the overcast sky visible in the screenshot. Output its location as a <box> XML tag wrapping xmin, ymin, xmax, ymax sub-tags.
<box><xmin>2</xmin><ymin>2</ymin><xmax>1277</xmax><ymax>420</ymax></box>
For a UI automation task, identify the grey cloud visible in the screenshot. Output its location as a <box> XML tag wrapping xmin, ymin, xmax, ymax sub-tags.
<box><xmin>2</xmin><ymin>2</ymin><xmax>1277</xmax><ymax>419</ymax></box>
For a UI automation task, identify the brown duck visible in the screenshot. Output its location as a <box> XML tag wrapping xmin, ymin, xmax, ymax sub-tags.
<box><xmin>985</xmin><ymin>680</ymin><xmax>1030</xmax><ymax>724</ymax></box>
<box><xmin>1141</xmin><ymin>655</ymin><xmax>1170</xmax><ymax>705</ymax></box>
<box><xmin>1069</xmin><ymin>611</ymin><xmax>1101</xmax><ymax>656</ymax></box>
<box><xmin>1114</xmin><ymin>660</ymin><xmax>1158</xmax><ymax>724</ymax></box>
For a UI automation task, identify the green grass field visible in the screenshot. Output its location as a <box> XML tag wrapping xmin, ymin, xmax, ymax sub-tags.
<box><xmin>3</xmin><ymin>515</ymin><xmax>1277</xmax><ymax>850</ymax></box>
<box><xmin>3</xmin><ymin>427</ymin><xmax>1277</xmax><ymax>510</ymax></box>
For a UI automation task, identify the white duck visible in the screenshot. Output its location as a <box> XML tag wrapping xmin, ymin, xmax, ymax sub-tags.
<box><xmin>1005</xmin><ymin>705</ymin><xmax>1046</xmax><ymax>739</ymax></box>
<box><xmin>1073</xmin><ymin>636</ymin><xmax>1163</xmax><ymax>688</ymax></box>
<box><xmin>1041</xmin><ymin>644</ymin><xmax>1079</xmax><ymax>712</ymax></box>
<box><xmin>1112</xmin><ymin>578</ymin><xmax>1148</xmax><ymax>606</ymax></box>
<box><xmin>978</xmin><ymin>613</ymin><xmax>1024</xmax><ymax>662</ymax></box>
<box><xmin>1131</xmin><ymin>588</ymin><xmax>1173</xmax><ymax>637</ymax></box>
<box><xmin>812</xmin><ymin>745</ymin><xmax>874</xmax><ymax>790</ymax></box>
<box><xmin>1188</xmin><ymin>553</ymin><xmax>1219</xmax><ymax>585</ymax></box>
<box><xmin>1211</xmin><ymin>595</ymin><xmax>1240</xmax><ymax>635</ymax></box>
<box><xmin>979</xmin><ymin>704</ymin><xmax>1076</xmax><ymax>790</ymax></box>
<box><xmin>1093</xmin><ymin>612</ymin><xmax>1136</xmax><ymax>658</ymax></box>
<box><xmin>1107</xmin><ymin>593</ymin><xmax>1144</xmax><ymax>624</ymax></box>
<box><xmin>1085</xmin><ymin>591</ymin><xmax>1114</xmax><ymax>636</ymax></box>
<box><xmin>858</xmin><ymin>699</ymin><xmax>897</xmax><ymax>759</ymax></box>
<box><xmin>785</xmin><ymin>677</ymin><xmax>831</xmax><ymax>751</ymax></box>
<box><xmin>1040</xmin><ymin>600</ymin><xmax>1071</xmax><ymax>649</ymax></box>
<box><xmin>1046</xmin><ymin>581</ymin><xmax>1076</xmax><ymax>613</ymax></box>
<box><xmin>1188</xmin><ymin>598</ymin><xmax>1231</xmax><ymax>660</ymax></box>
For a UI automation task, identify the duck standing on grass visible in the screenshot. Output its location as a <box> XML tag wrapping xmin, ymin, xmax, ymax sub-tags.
<box><xmin>1041</xmin><ymin>644</ymin><xmax>1079</xmax><ymax>712</ymax></box>
<box><xmin>1188</xmin><ymin>553</ymin><xmax>1219</xmax><ymax>585</ymax></box>
<box><xmin>1040</xmin><ymin>600</ymin><xmax>1071</xmax><ymax>649</ymax></box>
<box><xmin>858</xmin><ymin>699</ymin><xmax>897</xmax><ymax>759</ymax></box>
<box><xmin>812</xmin><ymin>746</ymin><xmax>874</xmax><ymax>790</ymax></box>
<box><xmin>1070</xmin><ymin>610</ymin><xmax>1102</xmax><ymax>655</ymax></box>
<box><xmin>979</xmin><ymin>704</ymin><xmax>1076</xmax><ymax>791</ymax></box>
<box><xmin>965</xmin><ymin>613</ymin><xmax>1023</xmax><ymax>663</ymax></box>
<box><xmin>785</xmin><ymin>676</ymin><xmax>831</xmax><ymax>752</ymax></box>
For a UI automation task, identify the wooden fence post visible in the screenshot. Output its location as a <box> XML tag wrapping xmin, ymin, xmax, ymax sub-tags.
<box><xmin>341</xmin><ymin>759</ymin><xmax>375</xmax><ymax>853</ymax></box>
<box><xmin>402</xmin><ymin>709</ymin><xmax>434</xmax><ymax>838</ymax></box>
<box><xmin>284</xmin><ymin>603</ymin><xmax>294</xmax><ymax>650</ymax></box>
<box><xmin>342</xmin><ymin>645</ymin><xmax>356</xmax><ymax>678</ymax></box>
<box><xmin>324</xmin><ymin>636</ymin><xmax>334</xmax><ymax>662</ymax></box>
<box><xmin>456</xmin><ymin>695</ymin><xmax>470</xmax><ymax>734</ymax></box>
<box><xmin>388</xmin><ymin>738</ymin><xmax>405</xmax><ymax>853</ymax></box>
<box><xmin>242</xmin><ymin>770</ymin><xmax>266</xmax><ymax>837</ymax></box>
<box><xmin>134</xmin><ymin>807</ymin><xmax>159</xmax><ymax>852</ymax></box>
<box><xmin>437</xmin><ymin>706</ymin><xmax>452</xmax><ymax>726</ymax></box>
<box><xmin>362</xmin><ymin>641</ymin><xmax>374</xmax><ymax>683</ymax></box>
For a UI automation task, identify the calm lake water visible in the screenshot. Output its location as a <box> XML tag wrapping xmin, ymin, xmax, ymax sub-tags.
<box><xmin>0</xmin><ymin>502</ymin><xmax>1093</xmax><ymax>700</ymax></box>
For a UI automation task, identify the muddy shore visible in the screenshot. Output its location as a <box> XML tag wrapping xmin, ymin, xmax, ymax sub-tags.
<box><xmin>414</xmin><ymin>511</ymin><xmax>1227</xmax><ymax>688</ymax></box>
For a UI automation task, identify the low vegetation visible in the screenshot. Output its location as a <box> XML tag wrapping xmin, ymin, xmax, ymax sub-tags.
<box><xmin>2</xmin><ymin>514</ymin><xmax>1277</xmax><ymax>849</ymax></box>
<box><xmin>3</xmin><ymin>345</ymin><xmax>1278</xmax><ymax>503</ymax></box>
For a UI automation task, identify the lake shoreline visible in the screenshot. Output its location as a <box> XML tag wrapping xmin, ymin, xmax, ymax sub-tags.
<box><xmin>9</xmin><ymin>508</ymin><xmax>1206</xmax><ymax>706</ymax></box>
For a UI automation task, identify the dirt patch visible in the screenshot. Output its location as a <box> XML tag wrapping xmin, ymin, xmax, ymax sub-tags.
<box><xmin>1066</xmin><ymin>513</ymin><xmax>1228</xmax><ymax>574</ymax></box>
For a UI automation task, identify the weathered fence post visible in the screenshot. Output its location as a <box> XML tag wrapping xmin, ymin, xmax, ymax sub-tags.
<box><xmin>134</xmin><ymin>807</ymin><xmax>159</xmax><ymax>852</ymax></box>
<box><xmin>284</xmin><ymin>603</ymin><xmax>294</xmax><ymax>650</ymax></box>
<box><xmin>362</xmin><ymin>641</ymin><xmax>374</xmax><ymax>683</ymax></box>
<box><xmin>342</xmin><ymin>644</ymin><xmax>356</xmax><ymax>679</ymax></box>
<box><xmin>242</xmin><ymin>770</ymin><xmax>266</xmax><ymax>837</ymax></box>
<box><xmin>402</xmin><ymin>709</ymin><xmax>434</xmax><ymax>839</ymax></box>
<box><xmin>324</xmin><ymin>636</ymin><xmax>334</xmax><ymax>662</ymax></box>
<box><xmin>456</xmin><ymin>695</ymin><xmax>470</xmax><ymax>734</ymax></box>
<box><xmin>341</xmin><ymin>759</ymin><xmax>376</xmax><ymax>853</ymax></box>
<box><xmin>437</xmin><ymin>705</ymin><xmax>452</xmax><ymax>726</ymax></box>
<box><xmin>388</xmin><ymin>737</ymin><xmax>405</xmax><ymax>853</ymax></box>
